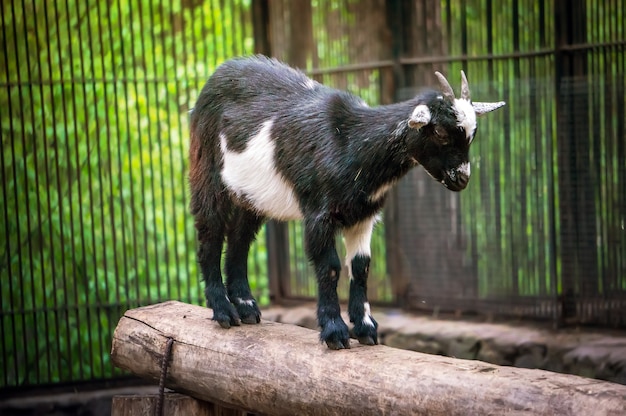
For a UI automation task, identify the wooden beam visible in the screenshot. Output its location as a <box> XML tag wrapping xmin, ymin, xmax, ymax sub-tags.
<box><xmin>111</xmin><ymin>392</ymin><xmax>246</xmax><ymax>416</ymax></box>
<box><xmin>111</xmin><ymin>301</ymin><xmax>626</xmax><ymax>416</ymax></box>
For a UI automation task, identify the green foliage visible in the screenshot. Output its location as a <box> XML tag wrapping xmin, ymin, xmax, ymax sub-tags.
<box><xmin>443</xmin><ymin>0</ymin><xmax>625</xmax><ymax>298</ymax></box>
<box><xmin>440</xmin><ymin>0</ymin><xmax>558</xmax><ymax>297</ymax></box>
<box><xmin>1</xmin><ymin>0</ymin><xmax>255</xmax><ymax>387</ymax></box>
<box><xmin>1</xmin><ymin>0</ymin><xmax>623</xmax><ymax>389</ymax></box>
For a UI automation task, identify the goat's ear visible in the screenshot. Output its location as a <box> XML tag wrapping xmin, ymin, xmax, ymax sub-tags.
<box><xmin>408</xmin><ymin>104</ymin><xmax>431</xmax><ymax>130</ymax></box>
<box><xmin>473</xmin><ymin>101</ymin><xmax>506</xmax><ymax>116</ymax></box>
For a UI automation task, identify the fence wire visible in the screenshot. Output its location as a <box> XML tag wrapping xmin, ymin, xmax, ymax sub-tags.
<box><xmin>1</xmin><ymin>0</ymin><xmax>625</xmax><ymax>392</ymax></box>
<box><xmin>1</xmin><ymin>0</ymin><xmax>258</xmax><ymax>389</ymax></box>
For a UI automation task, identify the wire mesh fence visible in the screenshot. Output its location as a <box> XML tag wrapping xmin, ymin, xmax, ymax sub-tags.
<box><xmin>1</xmin><ymin>0</ymin><xmax>261</xmax><ymax>389</ymax></box>
<box><xmin>1</xmin><ymin>0</ymin><xmax>625</xmax><ymax>392</ymax></box>
<box><xmin>266</xmin><ymin>0</ymin><xmax>625</xmax><ymax>327</ymax></box>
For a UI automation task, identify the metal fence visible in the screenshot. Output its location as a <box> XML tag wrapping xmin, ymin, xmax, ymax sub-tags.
<box><xmin>265</xmin><ymin>0</ymin><xmax>626</xmax><ymax>328</ymax></box>
<box><xmin>383</xmin><ymin>0</ymin><xmax>626</xmax><ymax>327</ymax></box>
<box><xmin>1</xmin><ymin>0</ymin><xmax>259</xmax><ymax>391</ymax></box>
<box><xmin>1</xmin><ymin>0</ymin><xmax>625</xmax><ymax>393</ymax></box>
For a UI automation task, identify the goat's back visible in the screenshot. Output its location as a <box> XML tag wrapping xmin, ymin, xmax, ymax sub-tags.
<box><xmin>206</xmin><ymin>55</ymin><xmax>322</xmax><ymax>108</ymax></box>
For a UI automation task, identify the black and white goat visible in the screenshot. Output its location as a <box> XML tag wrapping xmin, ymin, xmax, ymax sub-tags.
<box><xmin>189</xmin><ymin>55</ymin><xmax>504</xmax><ymax>349</ymax></box>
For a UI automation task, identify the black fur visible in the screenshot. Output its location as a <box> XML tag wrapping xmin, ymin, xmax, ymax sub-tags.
<box><xmin>348</xmin><ymin>255</ymin><xmax>378</xmax><ymax>345</ymax></box>
<box><xmin>189</xmin><ymin>55</ymin><xmax>477</xmax><ymax>349</ymax></box>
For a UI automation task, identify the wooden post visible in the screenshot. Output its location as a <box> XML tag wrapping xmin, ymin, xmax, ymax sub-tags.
<box><xmin>111</xmin><ymin>301</ymin><xmax>626</xmax><ymax>416</ymax></box>
<box><xmin>111</xmin><ymin>392</ymin><xmax>246</xmax><ymax>416</ymax></box>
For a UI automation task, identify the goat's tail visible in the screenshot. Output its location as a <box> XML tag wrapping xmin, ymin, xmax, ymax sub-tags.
<box><xmin>188</xmin><ymin>88</ymin><xmax>225</xmax><ymax>218</ymax></box>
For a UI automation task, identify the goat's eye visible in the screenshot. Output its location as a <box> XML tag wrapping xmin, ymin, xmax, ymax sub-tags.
<box><xmin>433</xmin><ymin>126</ymin><xmax>449</xmax><ymax>145</ymax></box>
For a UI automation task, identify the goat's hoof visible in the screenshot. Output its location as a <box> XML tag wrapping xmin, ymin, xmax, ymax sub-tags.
<box><xmin>217</xmin><ymin>319</ymin><xmax>239</xmax><ymax>329</ymax></box>
<box><xmin>349</xmin><ymin>328</ymin><xmax>378</xmax><ymax>346</ymax></box>
<box><xmin>233</xmin><ymin>297</ymin><xmax>262</xmax><ymax>324</ymax></box>
<box><xmin>214</xmin><ymin>316</ymin><xmax>241</xmax><ymax>329</ymax></box>
<box><xmin>357</xmin><ymin>335</ymin><xmax>376</xmax><ymax>346</ymax></box>
<box><xmin>350</xmin><ymin>318</ymin><xmax>379</xmax><ymax>346</ymax></box>
<box><xmin>326</xmin><ymin>339</ymin><xmax>351</xmax><ymax>350</ymax></box>
<box><xmin>211</xmin><ymin>302</ymin><xmax>241</xmax><ymax>329</ymax></box>
<box><xmin>241</xmin><ymin>314</ymin><xmax>260</xmax><ymax>324</ymax></box>
<box><xmin>320</xmin><ymin>318</ymin><xmax>351</xmax><ymax>350</ymax></box>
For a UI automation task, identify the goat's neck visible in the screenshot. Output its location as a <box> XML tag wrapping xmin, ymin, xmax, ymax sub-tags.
<box><xmin>338</xmin><ymin>99</ymin><xmax>420</xmax><ymax>181</ymax></box>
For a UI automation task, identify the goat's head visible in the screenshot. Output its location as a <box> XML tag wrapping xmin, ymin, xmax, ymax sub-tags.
<box><xmin>407</xmin><ymin>71</ymin><xmax>505</xmax><ymax>191</ymax></box>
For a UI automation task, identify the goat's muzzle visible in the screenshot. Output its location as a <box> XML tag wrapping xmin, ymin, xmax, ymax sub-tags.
<box><xmin>444</xmin><ymin>166</ymin><xmax>470</xmax><ymax>192</ymax></box>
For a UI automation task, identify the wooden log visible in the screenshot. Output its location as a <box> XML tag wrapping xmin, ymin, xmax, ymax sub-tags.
<box><xmin>111</xmin><ymin>392</ymin><xmax>246</xmax><ymax>416</ymax></box>
<box><xmin>111</xmin><ymin>301</ymin><xmax>626</xmax><ymax>416</ymax></box>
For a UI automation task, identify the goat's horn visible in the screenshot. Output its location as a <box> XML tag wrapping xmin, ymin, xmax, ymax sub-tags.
<box><xmin>472</xmin><ymin>101</ymin><xmax>506</xmax><ymax>116</ymax></box>
<box><xmin>460</xmin><ymin>70</ymin><xmax>471</xmax><ymax>101</ymax></box>
<box><xmin>435</xmin><ymin>71</ymin><xmax>455</xmax><ymax>101</ymax></box>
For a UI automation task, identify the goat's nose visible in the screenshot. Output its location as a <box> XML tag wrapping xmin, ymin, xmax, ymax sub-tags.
<box><xmin>454</xmin><ymin>162</ymin><xmax>471</xmax><ymax>188</ymax></box>
<box><xmin>456</xmin><ymin>172</ymin><xmax>469</xmax><ymax>188</ymax></box>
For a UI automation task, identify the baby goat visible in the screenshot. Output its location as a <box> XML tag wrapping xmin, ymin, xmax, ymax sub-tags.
<box><xmin>189</xmin><ymin>55</ymin><xmax>505</xmax><ymax>349</ymax></box>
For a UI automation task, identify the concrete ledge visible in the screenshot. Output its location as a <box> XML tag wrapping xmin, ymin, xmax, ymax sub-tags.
<box><xmin>262</xmin><ymin>303</ymin><xmax>626</xmax><ymax>385</ymax></box>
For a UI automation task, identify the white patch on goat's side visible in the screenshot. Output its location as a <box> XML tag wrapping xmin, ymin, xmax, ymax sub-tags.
<box><xmin>363</xmin><ymin>302</ymin><xmax>375</xmax><ymax>328</ymax></box>
<box><xmin>453</xmin><ymin>99</ymin><xmax>477</xmax><ymax>141</ymax></box>
<box><xmin>343</xmin><ymin>216</ymin><xmax>376</xmax><ymax>279</ymax></box>
<box><xmin>220</xmin><ymin>120</ymin><xmax>303</xmax><ymax>220</ymax></box>
<box><xmin>457</xmin><ymin>162</ymin><xmax>471</xmax><ymax>177</ymax></box>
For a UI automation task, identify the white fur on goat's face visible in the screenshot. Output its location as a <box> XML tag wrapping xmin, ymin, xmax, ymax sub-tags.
<box><xmin>453</xmin><ymin>99</ymin><xmax>477</xmax><ymax>142</ymax></box>
<box><xmin>411</xmin><ymin>97</ymin><xmax>477</xmax><ymax>141</ymax></box>
<box><xmin>457</xmin><ymin>162</ymin><xmax>471</xmax><ymax>178</ymax></box>
<box><xmin>220</xmin><ymin>120</ymin><xmax>303</xmax><ymax>220</ymax></box>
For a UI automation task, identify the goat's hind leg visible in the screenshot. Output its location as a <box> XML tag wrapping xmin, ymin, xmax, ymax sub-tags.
<box><xmin>225</xmin><ymin>208</ymin><xmax>264</xmax><ymax>324</ymax></box>
<box><xmin>195</xmin><ymin>213</ymin><xmax>241</xmax><ymax>328</ymax></box>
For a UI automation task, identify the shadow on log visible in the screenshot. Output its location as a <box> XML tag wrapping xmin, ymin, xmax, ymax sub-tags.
<box><xmin>111</xmin><ymin>301</ymin><xmax>626</xmax><ymax>416</ymax></box>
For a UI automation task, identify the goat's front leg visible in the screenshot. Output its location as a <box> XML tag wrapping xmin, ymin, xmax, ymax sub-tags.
<box><xmin>305</xmin><ymin>216</ymin><xmax>350</xmax><ymax>350</ymax></box>
<box><xmin>344</xmin><ymin>217</ymin><xmax>378</xmax><ymax>345</ymax></box>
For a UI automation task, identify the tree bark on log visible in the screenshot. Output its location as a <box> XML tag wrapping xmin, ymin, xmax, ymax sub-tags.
<box><xmin>111</xmin><ymin>392</ymin><xmax>246</xmax><ymax>416</ymax></box>
<box><xmin>111</xmin><ymin>301</ymin><xmax>626</xmax><ymax>416</ymax></box>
